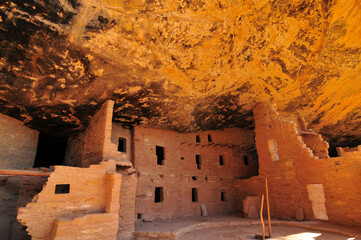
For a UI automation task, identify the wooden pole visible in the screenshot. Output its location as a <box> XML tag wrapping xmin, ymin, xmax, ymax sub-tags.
<box><xmin>260</xmin><ymin>194</ymin><xmax>265</xmax><ymax>239</ymax></box>
<box><xmin>265</xmin><ymin>178</ymin><xmax>272</xmax><ymax>237</ymax></box>
<box><xmin>0</xmin><ymin>169</ymin><xmax>51</xmax><ymax>177</ymax></box>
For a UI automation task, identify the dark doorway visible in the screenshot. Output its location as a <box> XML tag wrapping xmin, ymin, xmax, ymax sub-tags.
<box><xmin>219</xmin><ymin>155</ymin><xmax>224</xmax><ymax>165</ymax></box>
<box><xmin>154</xmin><ymin>187</ymin><xmax>163</xmax><ymax>203</ymax></box>
<box><xmin>118</xmin><ymin>137</ymin><xmax>126</xmax><ymax>152</ymax></box>
<box><xmin>243</xmin><ymin>155</ymin><xmax>249</xmax><ymax>165</ymax></box>
<box><xmin>195</xmin><ymin>154</ymin><xmax>201</xmax><ymax>169</ymax></box>
<box><xmin>221</xmin><ymin>191</ymin><xmax>226</xmax><ymax>201</ymax></box>
<box><xmin>156</xmin><ymin>146</ymin><xmax>164</xmax><ymax>165</ymax></box>
<box><xmin>33</xmin><ymin>133</ymin><xmax>67</xmax><ymax>167</ymax></box>
<box><xmin>192</xmin><ymin>188</ymin><xmax>198</xmax><ymax>202</ymax></box>
<box><xmin>196</xmin><ymin>135</ymin><xmax>200</xmax><ymax>143</ymax></box>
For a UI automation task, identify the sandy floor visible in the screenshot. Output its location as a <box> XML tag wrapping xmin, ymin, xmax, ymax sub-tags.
<box><xmin>178</xmin><ymin>225</ymin><xmax>355</xmax><ymax>240</ymax></box>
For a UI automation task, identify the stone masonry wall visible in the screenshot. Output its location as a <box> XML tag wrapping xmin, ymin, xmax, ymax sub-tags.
<box><xmin>0</xmin><ymin>175</ymin><xmax>48</xmax><ymax>240</ymax></box>
<box><xmin>0</xmin><ymin>113</ymin><xmax>39</xmax><ymax>169</ymax></box>
<box><xmin>133</xmin><ymin>126</ymin><xmax>257</xmax><ymax>221</ymax></box>
<box><xmin>17</xmin><ymin>160</ymin><xmax>121</xmax><ymax>239</ymax></box>
<box><xmin>235</xmin><ymin>103</ymin><xmax>361</xmax><ymax>226</ymax></box>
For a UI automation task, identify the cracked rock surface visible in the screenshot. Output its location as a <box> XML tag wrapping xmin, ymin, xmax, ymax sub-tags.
<box><xmin>1</xmin><ymin>0</ymin><xmax>361</xmax><ymax>147</ymax></box>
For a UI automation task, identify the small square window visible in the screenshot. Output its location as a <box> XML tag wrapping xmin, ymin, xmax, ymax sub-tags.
<box><xmin>55</xmin><ymin>184</ymin><xmax>70</xmax><ymax>194</ymax></box>
<box><xmin>118</xmin><ymin>138</ymin><xmax>126</xmax><ymax>152</ymax></box>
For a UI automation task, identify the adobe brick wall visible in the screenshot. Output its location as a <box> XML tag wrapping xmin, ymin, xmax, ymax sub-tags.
<box><xmin>117</xmin><ymin>169</ymin><xmax>137</xmax><ymax>240</ymax></box>
<box><xmin>235</xmin><ymin>103</ymin><xmax>361</xmax><ymax>226</ymax></box>
<box><xmin>17</xmin><ymin>160</ymin><xmax>121</xmax><ymax>239</ymax></box>
<box><xmin>0</xmin><ymin>113</ymin><xmax>39</xmax><ymax>169</ymax></box>
<box><xmin>64</xmin><ymin>101</ymin><xmax>132</xmax><ymax>167</ymax></box>
<box><xmin>133</xmin><ymin>126</ymin><xmax>257</xmax><ymax>221</ymax></box>
<box><xmin>64</xmin><ymin>132</ymin><xmax>85</xmax><ymax>167</ymax></box>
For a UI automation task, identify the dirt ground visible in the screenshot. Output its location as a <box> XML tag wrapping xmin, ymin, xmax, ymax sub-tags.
<box><xmin>178</xmin><ymin>225</ymin><xmax>357</xmax><ymax>240</ymax></box>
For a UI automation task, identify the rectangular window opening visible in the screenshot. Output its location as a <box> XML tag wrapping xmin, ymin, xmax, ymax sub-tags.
<box><xmin>154</xmin><ymin>187</ymin><xmax>163</xmax><ymax>203</ymax></box>
<box><xmin>118</xmin><ymin>137</ymin><xmax>126</xmax><ymax>152</ymax></box>
<box><xmin>156</xmin><ymin>146</ymin><xmax>165</xmax><ymax>165</ymax></box>
<box><xmin>221</xmin><ymin>191</ymin><xmax>226</xmax><ymax>202</ymax></box>
<box><xmin>207</xmin><ymin>134</ymin><xmax>212</xmax><ymax>142</ymax></box>
<box><xmin>196</xmin><ymin>135</ymin><xmax>201</xmax><ymax>143</ymax></box>
<box><xmin>195</xmin><ymin>154</ymin><xmax>201</xmax><ymax>170</ymax></box>
<box><xmin>219</xmin><ymin>155</ymin><xmax>224</xmax><ymax>165</ymax></box>
<box><xmin>55</xmin><ymin>184</ymin><xmax>70</xmax><ymax>194</ymax></box>
<box><xmin>192</xmin><ymin>176</ymin><xmax>197</xmax><ymax>181</ymax></box>
<box><xmin>137</xmin><ymin>213</ymin><xmax>142</xmax><ymax>220</ymax></box>
<box><xmin>192</xmin><ymin>188</ymin><xmax>198</xmax><ymax>202</ymax></box>
<box><xmin>243</xmin><ymin>155</ymin><xmax>249</xmax><ymax>165</ymax></box>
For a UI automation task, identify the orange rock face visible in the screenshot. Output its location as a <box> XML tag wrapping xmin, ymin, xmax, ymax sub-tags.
<box><xmin>1</xmin><ymin>0</ymin><xmax>361</xmax><ymax>147</ymax></box>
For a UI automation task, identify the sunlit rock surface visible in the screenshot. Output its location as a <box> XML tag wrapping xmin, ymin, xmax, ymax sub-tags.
<box><xmin>1</xmin><ymin>0</ymin><xmax>361</xmax><ymax>147</ymax></box>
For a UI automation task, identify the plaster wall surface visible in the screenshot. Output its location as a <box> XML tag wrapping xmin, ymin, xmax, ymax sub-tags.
<box><xmin>132</xmin><ymin>126</ymin><xmax>257</xmax><ymax>221</ymax></box>
<box><xmin>0</xmin><ymin>113</ymin><xmax>39</xmax><ymax>169</ymax></box>
<box><xmin>235</xmin><ymin>103</ymin><xmax>361</xmax><ymax>226</ymax></box>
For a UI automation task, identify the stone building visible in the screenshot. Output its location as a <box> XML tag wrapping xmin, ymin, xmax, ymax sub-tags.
<box><xmin>1</xmin><ymin>0</ymin><xmax>361</xmax><ymax>239</ymax></box>
<box><xmin>1</xmin><ymin>100</ymin><xmax>361</xmax><ymax>239</ymax></box>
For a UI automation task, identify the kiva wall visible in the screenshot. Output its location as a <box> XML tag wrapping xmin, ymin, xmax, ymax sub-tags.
<box><xmin>0</xmin><ymin>113</ymin><xmax>39</xmax><ymax>169</ymax></box>
<box><xmin>235</xmin><ymin>103</ymin><xmax>361</xmax><ymax>226</ymax></box>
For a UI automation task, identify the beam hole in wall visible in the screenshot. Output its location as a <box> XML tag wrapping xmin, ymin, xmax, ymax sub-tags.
<box><xmin>192</xmin><ymin>176</ymin><xmax>197</xmax><ymax>181</ymax></box>
<box><xmin>196</xmin><ymin>135</ymin><xmax>200</xmax><ymax>142</ymax></box>
<box><xmin>221</xmin><ymin>190</ymin><xmax>226</xmax><ymax>202</ymax></box>
<box><xmin>195</xmin><ymin>154</ymin><xmax>201</xmax><ymax>169</ymax></box>
<box><xmin>181</xmin><ymin>157</ymin><xmax>184</xmax><ymax>160</ymax></box>
<box><xmin>192</xmin><ymin>188</ymin><xmax>198</xmax><ymax>202</ymax></box>
<box><xmin>219</xmin><ymin>155</ymin><xmax>224</xmax><ymax>165</ymax></box>
<box><xmin>205</xmin><ymin>176</ymin><xmax>208</xmax><ymax>181</ymax></box>
<box><xmin>243</xmin><ymin>155</ymin><xmax>249</xmax><ymax>165</ymax></box>
<box><xmin>154</xmin><ymin>187</ymin><xmax>163</xmax><ymax>203</ymax></box>
<box><xmin>117</xmin><ymin>137</ymin><xmax>126</xmax><ymax>152</ymax></box>
<box><xmin>55</xmin><ymin>184</ymin><xmax>70</xmax><ymax>194</ymax></box>
<box><xmin>208</xmin><ymin>134</ymin><xmax>212</xmax><ymax>142</ymax></box>
<box><xmin>33</xmin><ymin>133</ymin><xmax>67</xmax><ymax>167</ymax></box>
<box><xmin>156</xmin><ymin>146</ymin><xmax>164</xmax><ymax>165</ymax></box>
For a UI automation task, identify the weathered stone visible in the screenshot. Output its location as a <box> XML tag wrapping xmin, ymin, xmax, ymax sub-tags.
<box><xmin>247</xmin><ymin>205</ymin><xmax>259</xmax><ymax>219</ymax></box>
<box><xmin>200</xmin><ymin>204</ymin><xmax>208</xmax><ymax>217</ymax></box>
<box><xmin>296</xmin><ymin>207</ymin><xmax>304</xmax><ymax>221</ymax></box>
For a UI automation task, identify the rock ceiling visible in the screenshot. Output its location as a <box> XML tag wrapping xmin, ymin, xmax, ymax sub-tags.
<box><xmin>1</xmin><ymin>0</ymin><xmax>361</xmax><ymax>147</ymax></box>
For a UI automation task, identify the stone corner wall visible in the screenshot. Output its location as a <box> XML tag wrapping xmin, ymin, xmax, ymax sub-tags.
<box><xmin>17</xmin><ymin>160</ymin><xmax>122</xmax><ymax>239</ymax></box>
<box><xmin>235</xmin><ymin>103</ymin><xmax>361</xmax><ymax>226</ymax></box>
